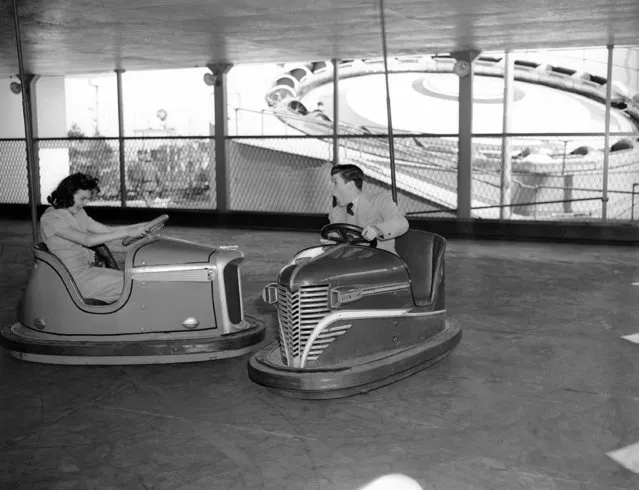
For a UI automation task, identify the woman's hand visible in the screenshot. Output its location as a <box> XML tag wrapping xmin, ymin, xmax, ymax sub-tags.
<box><xmin>126</xmin><ymin>225</ymin><xmax>149</xmax><ymax>238</ymax></box>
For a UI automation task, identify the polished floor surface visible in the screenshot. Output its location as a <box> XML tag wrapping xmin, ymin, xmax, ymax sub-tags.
<box><xmin>1</xmin><ymin>219</ymin><xmax>639</xmax><ymax>490</ymax></box>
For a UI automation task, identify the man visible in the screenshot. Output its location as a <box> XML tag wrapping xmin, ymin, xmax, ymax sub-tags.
<box><xmin>328</xmin><ymin>164</ymin><xmax>409</xmax><ymax>254</ymax></box>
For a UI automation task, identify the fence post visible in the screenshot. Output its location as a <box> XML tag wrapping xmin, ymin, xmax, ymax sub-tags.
<box><xmin>115</xmin><ymin>69</ymin><xmax>127</xmax><ymax>207</ymax></box>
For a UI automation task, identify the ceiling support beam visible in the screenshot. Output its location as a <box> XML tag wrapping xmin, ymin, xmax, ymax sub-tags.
<box><xmin>451</xmin><ymin>50</ymin><xmax>481</xmax><ymax>220</ymax></box>
<box><xmin>207</xmin><ymin>63</ymin><xmax>233</xmax><ymax>211</ymax></box>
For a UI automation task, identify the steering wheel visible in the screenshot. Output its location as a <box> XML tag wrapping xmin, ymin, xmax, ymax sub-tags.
<box><xmin>122</xmin><ymin>214</ymin><xmax>169</xmax><ymax>247</ymax></box>
<box><xmin>320</xmin><ymin>223</ymin><xmax>377</xmax><ymax>248</ymax></box>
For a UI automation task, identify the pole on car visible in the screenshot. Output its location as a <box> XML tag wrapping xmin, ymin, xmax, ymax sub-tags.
<box><xmin>12</xmin><ymin>0</ymin><xmax>39</xmax><ymax>244</ymax></box>
<box><xmin>378</xmin><ymin>0</ymin><xmax>398</xmax><ymax>204</ymax></box>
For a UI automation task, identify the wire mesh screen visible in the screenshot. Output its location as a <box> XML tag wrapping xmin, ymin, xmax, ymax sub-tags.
<box><xmin>472</xmin><ymin>135</ymin><xmax>639</xmax><ymax>221</ymax></box>
<box><xmin>227</xmin><ymin>134</ymin><xmax>459</xmax><ymax>217</ymax></box>
<box><xmin>124</xmin><ymin>138</ymin><xmax>215</xmax><ymax>209</ymax></box>
<box><xmin>228</xmin><ymin>137</ymin><xmax>333</xmax><ymax>213</ymax></box>
<box><xmin>0</xmin><ymin>140</ymin><xmax>28</xmax><ymax>204</ymax></box>
<box><xmin>3</xmin><ymin>133</ymin><xmax>639</xmax><ymax>222</ymax></box>
<box><xmin>31</xmin><ymin>137</ymin><xmax>217</xmax><ymax>209</ymax></box>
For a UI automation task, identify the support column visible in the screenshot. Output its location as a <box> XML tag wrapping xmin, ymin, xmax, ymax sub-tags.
<box><xmin>23</xmin><ymin>74</ymin><xmax>41</xmax><ymax>207</ymax></box>
<box><xmin>207</xmin><ymin>63</ymin><xmax>233</xmax><ymax>211</ymax></box>
<box><xmin>500</xmin><ymin>52</ymin><xmax>514</xmax><ymax>220</ymax></box>
<box><xmin>115</xmin><ymin>69</ymin><xmax>127</xmax><ymax>207</ymax></box>
<box><xmin>452</xmin><ymin>50</ymin><xmax>480</xmax><ymax>220</ymax></box>
<box><xmin>332</xmin><ymin>59</ymin><xmax>339</xmax><ymax>166</ymax></box>
<box><xmin>12</xmin><ymin>0</ymin><xmax>39</xmax><ymax>243</ymax></box>
<box><xmin>602</xmin><ymin>45</ymin><xmax>613</xmax><ymax>222</ymax></box>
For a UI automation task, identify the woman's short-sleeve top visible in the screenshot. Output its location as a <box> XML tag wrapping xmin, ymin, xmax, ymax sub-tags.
<box><xmin>40</xmin><ymin>207</ymin><xmax>96</xmax><ymax>273</ymax></box>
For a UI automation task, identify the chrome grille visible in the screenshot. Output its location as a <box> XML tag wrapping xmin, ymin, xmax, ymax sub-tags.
<box><xmin>277</xmin><ymin>284</ymin><xmax>348</xmax><ymax>366</ymax></box>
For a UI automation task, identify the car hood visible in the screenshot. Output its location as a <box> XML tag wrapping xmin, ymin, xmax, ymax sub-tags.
<box><xmin>279</xmin><ymin>244</ymin><xmax>407</xmax><ymax>291</ymax></box>
<box><xmin>131</xmin><ymin>237</ymin><xmax>222</xmax><ymax>267</ymax></box>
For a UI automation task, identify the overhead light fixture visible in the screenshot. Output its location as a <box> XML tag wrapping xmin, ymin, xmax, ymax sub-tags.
<box><xmin>203</xmin><ymin>72</ymin><xmax>217</xmax><ymax>86</ymax></box>
<box><xmin>453</xmin><ymin>60</ymin><xmax>471</xmax><ymax>78</ymax></box>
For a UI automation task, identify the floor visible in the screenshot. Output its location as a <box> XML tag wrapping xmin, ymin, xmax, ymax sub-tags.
<box><xmin>1</xmin><ymin>219</ymin><xmax>639</xmax><ymax>490</ymax></box>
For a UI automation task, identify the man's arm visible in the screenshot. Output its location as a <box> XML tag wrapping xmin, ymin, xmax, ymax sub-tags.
<box><xmin>370</xmin><ymin>193</ymin><xmax>409</xmax><ymax>240</ymax></box>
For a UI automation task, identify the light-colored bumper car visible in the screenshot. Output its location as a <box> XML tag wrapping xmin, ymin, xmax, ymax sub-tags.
<box><xmin>1</xmin><ymin>215</ymin><xmax>266</xmax><ymax>364</ymax></box>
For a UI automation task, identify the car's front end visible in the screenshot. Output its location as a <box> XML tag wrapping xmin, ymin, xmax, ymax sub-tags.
<box><xmin>248</xmin><ymin>242</ymin><xmax>461</xmax><ymax>398</ymax></box>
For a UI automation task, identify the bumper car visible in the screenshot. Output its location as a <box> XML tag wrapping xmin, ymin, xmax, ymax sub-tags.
<box><xmin>248</xmin><ymin>224</ymin><xmax>462</xmax><ymax>399</ymax></box>
<box><xmin>1</xmin><ymin>215</ymin><xmax>266</xmax><ymax>365</ymax></box>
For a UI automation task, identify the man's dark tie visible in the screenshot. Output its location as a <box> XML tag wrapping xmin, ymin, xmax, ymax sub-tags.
<box><xmin>347</xmin><ymin>203</ymin><xmax>354</xmax><ymax>216</ymax></box>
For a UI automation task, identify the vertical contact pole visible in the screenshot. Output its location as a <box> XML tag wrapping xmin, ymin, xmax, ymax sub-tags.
<box><xmin>332</xmin><ymin>59</ymin><xmax>339</xmax><ymax>165</ymax></box>
<box><xmin>115</xmin><ymin>69</ymin><xmax>127</xmax><ymax>207</ymax></box>
<box><xmin>378</xmin><ymin>0</ymin><xmax>398</xmax><ymax>203</ymax></box>
<box><xmin>602</xmin><ymin>44</ymin><xmax>613</xmax><ymax>222</ymax></box>
<box><xmin>332</xmin><ymin>59</ymin><xmax>339</xmax><ymax>166</ymax></box>
<box><xmin>11</xmin><ymin>0</ymin><xmax>39</xmax><ymax>244</ymax></box>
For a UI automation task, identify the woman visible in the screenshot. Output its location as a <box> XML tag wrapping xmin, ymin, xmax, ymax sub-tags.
<box><xmin>40</xmin><ymin>172</ymin><xmax>152</xmax><ymax>303</ymax></box>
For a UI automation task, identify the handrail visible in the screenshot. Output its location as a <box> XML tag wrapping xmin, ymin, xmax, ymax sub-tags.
<box><xmin>406</xmin><ymin>196</ymin><xmax>605</xmax><ymax>215</ymax></box>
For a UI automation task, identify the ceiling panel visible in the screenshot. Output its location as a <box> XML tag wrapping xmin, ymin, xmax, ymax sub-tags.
<box><xmin>0</xmin><ymin>0</ymin><xmax>637</xmax><ymax>77</ymax></box>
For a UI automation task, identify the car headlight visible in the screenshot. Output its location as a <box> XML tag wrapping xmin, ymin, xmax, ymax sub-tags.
<box><xmin>262</xmin><ymin>283</ymin><xmax>278</xmax><ymax>304</ymax></box>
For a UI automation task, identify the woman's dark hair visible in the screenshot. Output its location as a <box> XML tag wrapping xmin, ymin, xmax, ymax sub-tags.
<box><xmin>47</xmin><ymin>173</ymin><xmax>101</xmax><ymax>209</ymax></box>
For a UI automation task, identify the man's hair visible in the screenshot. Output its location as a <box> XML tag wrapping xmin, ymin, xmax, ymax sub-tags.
<box><xmin>331</xmin><ymin>164</ymin><xmax>364</xmax><ymax>190</ymax></box>
<box><xmin>47</xmin><ymin>172</ymin><xmax>100</xmax><ymax>209</ymax></box>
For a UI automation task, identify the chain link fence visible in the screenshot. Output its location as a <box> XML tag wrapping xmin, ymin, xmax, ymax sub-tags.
<box><xmin>470</xmin><ymin>135</ymin><xmax>639</xmax><ymax>220</ymax></box>
<box><xmin>1</xmin><ymin>133</ymin><xmax>638</xmax><ymax>220</ymax></box>
<box><xmin>0</xmin><ymin>137</ymin><xmax>216</xmax><ymax>209</ymax></box>
<box><xmin>0</xmin><ymin>140</ymin><xmax>28</xmax><ymax>204</ymax></box>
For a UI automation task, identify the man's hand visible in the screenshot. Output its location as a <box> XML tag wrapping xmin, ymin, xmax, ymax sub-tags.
<box><xmin>362</xmin><ymin>225</ymin><xmax>382</xmax><ymax>241</ymax></box>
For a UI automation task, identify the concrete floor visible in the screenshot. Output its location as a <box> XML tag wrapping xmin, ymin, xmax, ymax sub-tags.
<box><xmin>1</xmin><ymin>219</ymin><xmax>639</xmax><ymax>490</ymax></box>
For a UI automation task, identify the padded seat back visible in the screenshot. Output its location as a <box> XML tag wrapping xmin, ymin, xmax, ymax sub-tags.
<box><xmin>91</xmin><ymin>244</ymin><xmax>120</xmax><ymax>270</ymax></box>
<box><xmin>35</xmin><ymin>242</ymin><xmax>50</xmax><ymax>253</ymax></box>
<box><xmin>394</xmin><ymin>230</ymin><xmax>446</xmax><ymax>306</ymax></box>
<box><xmin>33</xmin><ymin>242</ymin><xmax>110</xmax><ymax>306</ymax></box>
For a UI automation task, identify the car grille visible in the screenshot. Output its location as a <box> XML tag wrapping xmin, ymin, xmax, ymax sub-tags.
<box><xmin>276</xmin><ymin>284</ymin><xmax>349</xmax><ymax>367</ymax></box>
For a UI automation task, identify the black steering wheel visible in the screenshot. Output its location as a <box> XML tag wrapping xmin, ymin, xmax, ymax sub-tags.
<box><xmin>320</xmin><ymin>223</ymin><xmax>377</xmax><ymax>248</ymax></box>
<box><xmin>122</xmin><ymin>214</ymin><xmax>169</xmax><ymax>247</ymax></box>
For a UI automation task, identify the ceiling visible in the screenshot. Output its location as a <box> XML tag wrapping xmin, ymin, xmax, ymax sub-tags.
<box><xmin>0</xmin><ymin>0</ymin><xmax>638</xmax><ymax>78</ymax></box>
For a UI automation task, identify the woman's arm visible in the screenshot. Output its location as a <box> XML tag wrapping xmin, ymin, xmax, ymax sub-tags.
<box><xmin>86</xmin><ymin>216</ymin><xmax>150</xmax><ymax>234</ymax></box>
<box><xmin>54</xmin><ymin>224</ymin><xmax>148</xmax><ymax>248</ymax></box>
